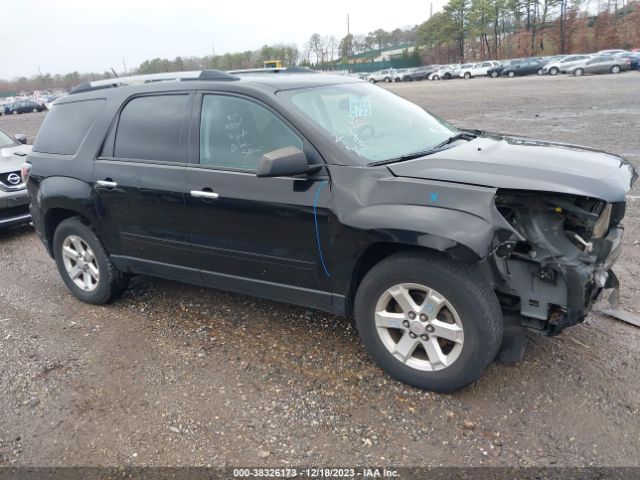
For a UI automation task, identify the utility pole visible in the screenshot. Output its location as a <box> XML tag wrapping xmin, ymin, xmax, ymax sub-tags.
<box><xmin>430</xmin><ymin>3</ymin><xmax>433</xmax><ymax>18</ymax></box>
<box><xmin>559</xmin><ymin>0</ymin><xmax>566</xmax><ymax>54</ymax></box>
<box><xmin>347</xmin><ymin>14</ymin><xmax>350</xmax><ymax>35</ymax></box>
<box><xmin>122</xmin><ymin>57</ymin><xmax>127</xmax><ymax>74</ymax></box>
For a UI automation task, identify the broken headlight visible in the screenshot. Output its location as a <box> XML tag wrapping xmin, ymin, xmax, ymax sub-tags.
<box><xmin>494</xmin><ymin>190</ymin><xmax>613</xmax><ymax>255</ymax></box>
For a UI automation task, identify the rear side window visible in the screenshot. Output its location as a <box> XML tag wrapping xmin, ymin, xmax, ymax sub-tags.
<box><xmin>33</xmin><ymin>99</ymin><xmax>105</xmax><ymax>155</ymax></box>
<box><xmin>114</xmin><ymin>94</ymin><xmax>189</xmax><ymax>162</ymax></box>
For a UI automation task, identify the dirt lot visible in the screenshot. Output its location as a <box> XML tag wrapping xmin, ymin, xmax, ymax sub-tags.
<box><xmin>1</xmin><ymin>74</ymin><xmax>639</xmax><ymax>468</ymax></box>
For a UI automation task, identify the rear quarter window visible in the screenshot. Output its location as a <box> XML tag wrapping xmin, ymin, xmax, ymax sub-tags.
<box><xmin>33</xmin><ymin>99</ymin><xmax>105</xmax><ymax>155</ymax></box>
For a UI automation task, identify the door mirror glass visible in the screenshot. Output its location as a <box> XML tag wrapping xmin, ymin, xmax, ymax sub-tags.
<box><xmin>256</xmin><ymin>146</ymin><xmax>316</xmax><ymax>178</ymax></box>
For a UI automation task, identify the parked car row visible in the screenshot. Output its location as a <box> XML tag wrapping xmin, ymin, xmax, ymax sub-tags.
<box><xmin>427</xmin><ymin>50</ymin><xmax>638</xmax><ymax>81</ymax></box>
<box><xmin>0</xmin><ymin>99</ymin><xmax>47</xmax><ymax>115</ymax></box>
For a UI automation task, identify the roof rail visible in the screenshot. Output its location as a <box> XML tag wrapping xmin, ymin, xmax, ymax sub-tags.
<box><xmin>69</xmin><ymin>70</ymin><xmax>239</xmax><ymax>94</ymax></box>
<box><xmin>228</xmin><ymin>66</ymin><xmax>316</xmax><ymax>74</ymax></box>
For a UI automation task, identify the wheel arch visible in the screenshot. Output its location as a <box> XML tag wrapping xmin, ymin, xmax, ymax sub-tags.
<box><xmin>345</xmin><ymin>240</ymin><xmax>480</xmax><ymax>317</ymax></box>
<box><xmin>34</xmin><ymin>176</ymin><xmax>101</xmax><ymax>256</ymax></box>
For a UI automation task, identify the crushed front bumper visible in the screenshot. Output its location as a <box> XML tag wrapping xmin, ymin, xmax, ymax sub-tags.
<box><xmin>492</xmin><ymin>226</ymin><xmax>624</xmax><ymax>335</ymax></box>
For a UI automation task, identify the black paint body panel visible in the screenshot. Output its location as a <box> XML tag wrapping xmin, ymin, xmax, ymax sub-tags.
<box><xmin>25</xmin><ymin>74</ymin><xmax>636</xmax><ymax>321</ymax></box>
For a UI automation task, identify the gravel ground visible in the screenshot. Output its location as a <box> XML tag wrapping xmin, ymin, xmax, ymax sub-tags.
<box><xmin>0</xmin><ymin>73</ymin><xmax>639</xmax><ymax>468</ymax></box>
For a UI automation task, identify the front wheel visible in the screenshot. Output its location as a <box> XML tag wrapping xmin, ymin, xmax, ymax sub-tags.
<box><xmin>464</xmin><ymin>72</ymin><xmax>471</xmax><ymax>79</ymax></box>
<box><xmin>53</xmin><ymin>217</ymin><xmax>129</xmax><ymax>304</ymax></box>
<box><xmin>537</xmin><ymin>68</ymin><xmax>544</xmax><ymax>75</ymax></box>
<box><xmin>369</xmin><ymin>78</ymin><xmax>376</xmax><ymax>83</ymax></box>
<box><xmin>507</xmin><ymin>71</ymin><xmax>515</xmax><ymax>78</ymax></box>
<box><xmin>490</xmin><ymin>71</ymin><xmax>498</xmax><ymax>78</ymax></box>
<box><xmin>610</xmin><ymin>65</ymin><xmax>621</xmax><ymax>74</ymax></box>
<box><xmin>573</xmin><ymin>68</ymin><xmax>584</xmax><ymax>77</ymax></box>
<box><xmin>549</xmin><ymin>67</ymin><xmax>559</xmax><ymax>75</ymax></box>
<box><xmin>431</xmin><ymin>75</ymin><xmax>439</xmax><ymax>80</ymax></box>
<box><xmin>354</xmin><ymin>252</ymin><xmax>503</xmax><ymax>392</ymax></box>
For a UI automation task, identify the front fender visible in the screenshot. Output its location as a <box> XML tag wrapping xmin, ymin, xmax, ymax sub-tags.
<box><xmin>341</xmin><ymin>204</ymin><xmax>501</xmax><ymax>262</ymax></box>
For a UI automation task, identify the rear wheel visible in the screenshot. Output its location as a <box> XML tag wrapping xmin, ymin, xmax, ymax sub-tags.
<box><xmin>537</xmin><ymin>68</ymin><xmax>544</xmax><ymax>75</ymax></box>
<box><xmin>53</xmin><ymin>217</ymin><xmax>129</xmax><ymax>304</ymax></box>
<box><xmin>431</xmin><ymin>75</ymin><xmax>439</xmax><ymax>81</ymax></box>
<box><xmin>507</xmin><ymin>71</ymin><xmax>515</xmax><ymax>78</ymax></box>
<box><xmin>464</xmin><ymin>72</ymin><xmax>471</xmax><ymax>79</ymax></box>
<box><xmin>573</xmin><ymin>68</ymin><xmax>584</xmax><ymax>77</ymax></box>
<box><xmin>549</xmin><ymin>67</ymin><xmax>559</xmax><ymax>75</ymax></box>
<box><xmin>369</xmin><ymin>78</ymin><xmax>376</xmax><ymax>83</ymax></box>
<box><xmin>490</xmin><ymin>71</ymin><xmax>498</xmax><ymax>78</ymax></box>
<box><xmin>384</xmin><ymin>77</ymin><xmax>391</xmax><ymax>83</ymax></box>
<box><xmin>610</xmin><ymin>65</ymin><xmax>621</xmax><ymax>74</ymax></box>
<box><xmin>354</xmin><ymin>252</ymin><xmax>503</xmax><ymax>392</ymax></box>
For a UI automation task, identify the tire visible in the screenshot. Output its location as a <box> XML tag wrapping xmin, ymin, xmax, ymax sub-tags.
<box><xmin>53</xmin><ymin>217</ymin><xmax>129</xmax><ymax>304</ymax></box>
<box><xmin>354</xmin><ymin>252</ymin><xmax>503</xmax><ymax>392</ymax></box>
<box><xmin>549</xmin><ymin>67</ymin><xmax>559</xmax><ymax>75</ymax></box>
<box><xmin>573</xmin><ymin>68</ymin><xmax>584</xmax><ymax>77</ymax></box>
<box><xmin>444</xmin><ymin>73</ymin><xmax>451</xmax><ymax>80</ymax></box>
<box><xmin>431</xmin><ymin>75</ymin><xmax>439</xmax><ymax>81</ymax></box>
<box><xmin>12</xmin><ymin>110</ymin><xmax>18</xmax><ymax>115</ymax></box>
<box><xmin>464</xmin><ymin>72</ymin><xmax>471</xmax><ymax>79</ymax></box>
<box><xmin>384</xmin><ymin>77</ymin><xmax>391</xmax><ymax>83</ymax></box>
<box><xmin>490</xmin><ymin>71</ymin><xmax>498</xmax><ymax>78</ymax></box>
<box><xmin>32</xmin><ymin>108</ymin><xmax>37</xmax><ymax>113</ymax></box>
<box><xmin>369</xmin><ymin>78</ymin><xmax>376</xmax><ymax>83</ymax></box>
<box><xmin>610</xmin><ymin>65</ymin><xmax>621</xmax><ymax>74</ymax></box>
<box><xmin>507</xmin><ymin>71</ymin><xmax>515</xmax><ymax>78</ymax></box>
<box><xmin>537</xmin><ymin>68</ymin><xmax>543</xmax><ymax>75</ymax></box>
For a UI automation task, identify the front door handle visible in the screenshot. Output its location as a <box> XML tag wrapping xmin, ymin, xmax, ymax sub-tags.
<box><xmin>190</xmin><ymin>190</ymin><xmax>219</xmax><ymax>199</ymax></box>
<box><xmin>96</xmin><ymin>179</ymin><xmax>118</xmax><ymax>188</ymax></box>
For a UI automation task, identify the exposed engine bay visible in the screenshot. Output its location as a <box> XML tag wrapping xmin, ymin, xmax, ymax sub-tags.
<box><xmin>489</xmin><ymin>190</ymin><xmax>625</xmax><ymax>335</ymax></box>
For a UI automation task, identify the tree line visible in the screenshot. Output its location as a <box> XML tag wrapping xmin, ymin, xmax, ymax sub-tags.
<box><xmin>415</xmin><ymin>0</ymin><xmax>640</xmax><ymax>64</ymax></box>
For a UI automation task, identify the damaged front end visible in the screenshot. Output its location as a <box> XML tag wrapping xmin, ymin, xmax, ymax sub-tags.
<box><xmin>490</xmin><ymin>190</ymin><xmax>625</xmax><ymax>335</ymax></box>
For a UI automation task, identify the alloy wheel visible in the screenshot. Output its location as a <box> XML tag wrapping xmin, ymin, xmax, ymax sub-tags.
<box><xmin>61</xmin><ymin>235</ymin><xmax>100</xmax><ymax>292</ymax></box>
<box><xmin>374</xmin><ymin>283</ymin><xmax>464</xmax><ymax>371</ymax></box>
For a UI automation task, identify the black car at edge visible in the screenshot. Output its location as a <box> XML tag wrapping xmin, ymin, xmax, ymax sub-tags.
<box><xmin>24</xmin><ymin>70</ymin><xmax>636</xmax><ymax>392</ymax></box>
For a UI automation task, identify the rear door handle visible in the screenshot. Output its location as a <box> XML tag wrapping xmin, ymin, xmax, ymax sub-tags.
<box><xmin>96</xmin><ymin>180</ymin><xmax>118</xmax><ymax>188</ymax></box>
<box><xmin>190</xmin><ymin>190</ymin><xmax>219</xmax><ymax>199</ymax></box>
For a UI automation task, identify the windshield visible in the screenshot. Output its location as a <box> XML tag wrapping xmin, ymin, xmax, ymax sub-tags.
<box><xmin>280</xmin><ymin>83</ymin><xmax>457</xmax><ymax>164</ymax></box>
<box><xmin>0</xmin><ymin>129</ymin><xmax>15</xmax><ymax>147</ymax></box>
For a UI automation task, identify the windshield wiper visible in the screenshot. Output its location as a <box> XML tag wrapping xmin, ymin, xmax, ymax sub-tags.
<box><xmin>432</xmin><ymin>131</ymin><xmax>478</xmax><ymax>149</ymax></box>
<box><xmin>367</xmin><ymin>131</ymin><xmax>478</xmax><ymax>167</ymax></box>
<box><xmin>367</xmin><ymin>149</ymin><xmax>440</xmax><ymax>166</ymax></box>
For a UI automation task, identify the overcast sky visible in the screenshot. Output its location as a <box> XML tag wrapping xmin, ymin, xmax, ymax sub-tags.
<box><xmin>1</xmin><ymin>0</ymin><xmax>447</xmax><ymax>79</ymax></box>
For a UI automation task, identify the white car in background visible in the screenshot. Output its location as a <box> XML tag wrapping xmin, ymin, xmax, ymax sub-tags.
<box><xmin>460</xmin><ymin>61</ymin><xmax>501</xmax><ymax>79</ymax></box>
<box><xmin>543</xmin><ymin>54</ymin><xmax>592</xmax><ymax>75</ymax></box>
<box><xmin>367</xmin><ymin>69</ymin><xmax>397</xmax><ymax>83</ymax></box>
<box><xmin>597</xmin><ymin>49</ymin><xmax>627</xmax><ymax>55</ymax></box>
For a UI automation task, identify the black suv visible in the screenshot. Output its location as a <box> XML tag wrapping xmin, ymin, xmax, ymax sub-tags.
<box><xmin>24</xmin><ymin>70</ymin><xmax>636</xmax><ymax>392</ymax></box>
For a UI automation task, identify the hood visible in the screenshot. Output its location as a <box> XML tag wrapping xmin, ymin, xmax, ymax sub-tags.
<box><xmin>387</xmin><ymin>135</ymin><xmax>636</xmax><ymax>202</ymax></box>
<box><xmin>1</xmin><ymin>144</ymin><xmax>32</xmax><ymax>171</ymax></box>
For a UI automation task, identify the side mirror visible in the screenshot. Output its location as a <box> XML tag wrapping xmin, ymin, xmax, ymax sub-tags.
<box><xmin>256</xmin><ymin>146</ymin><xmax>321</xmax><ymax>178</ymax></box>
<box><xmin>14</xmin><ymin>134</ymin><xmax>27</xmax><ymax>144</ymax></box>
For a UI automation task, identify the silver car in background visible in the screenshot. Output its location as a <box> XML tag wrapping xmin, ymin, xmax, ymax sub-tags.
<box><xmin>0</xmin><ymin>128</ymin><xmax>31</xmax><ymax>228</ymax></box>
<box><xmin>543</xmin><ymin>54</ymin><xmax>592</xmax><ymax>75</ymax></box>
<box><xmin>566</xmin><ymin>55</ymin><xmax>630</xmax><ymax>76</ymax></box>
